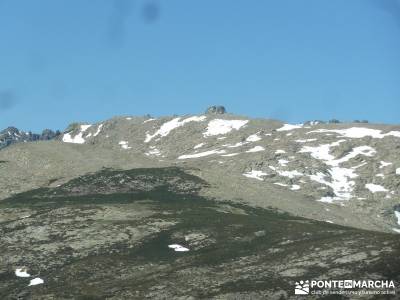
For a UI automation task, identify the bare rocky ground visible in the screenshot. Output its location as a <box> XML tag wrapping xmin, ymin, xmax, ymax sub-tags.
<box><xmin>0</xmin><ymin>167</ymin><xmax>399</xmax><ymax>299</ymax></box>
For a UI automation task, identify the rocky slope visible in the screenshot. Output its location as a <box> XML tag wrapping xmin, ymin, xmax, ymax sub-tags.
<box><xmin>1</xmin><ymin>109</ymin><xmax>400</xmax><ymax>299</ymax></box>
<box><xmin>0</xmin><ymin>127</ymin><xmax>60</xmax><ymax>150</ymax></box>
<box><xmin>1</xmin><ymin>167</ymin><xmax>399</xmax><ymax>299</ymax></box>
<box><xmin>1</xmin><ymin>110</ymin><xmax>399</xmax><ymax>233</ymax></box>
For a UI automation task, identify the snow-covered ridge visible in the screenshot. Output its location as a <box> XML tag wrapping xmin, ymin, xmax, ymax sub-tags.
<box><xmin>308</xmin><ymin>127</ymin><xmax>400</xmax><ymax>139</ymax></box>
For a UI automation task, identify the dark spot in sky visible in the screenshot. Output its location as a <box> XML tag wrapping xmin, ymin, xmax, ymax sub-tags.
<box><xmin>142</xmin><ymin>1</ymin><xmax>160</xmax><ymax>23</ymax></box>
<box><xmin>108</xmin><ymin>0</ymin><xmax>134</xmax><ymax>46</ymax></box>
<box><xmin>371</xmin><ymin>0</ymin><xmax>400</xmax><ymax>27</ymax></box>
<box><xmin>107</xmin><ymin>0</ymin><xmax>161</xmax><ymax>46</ymax></box>
<box><xmin>0</xmin><ymin>90</ymin><xmax>17</xmax><ymax>111</ymax></box>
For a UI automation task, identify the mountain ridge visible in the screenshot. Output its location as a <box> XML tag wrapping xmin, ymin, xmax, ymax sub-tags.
<box><xmin>0</xmin><ymin>126</ymin><xmax>61</xmax><ymax>150</ymax></box>
<box><xmin>1</xmin><ymin>110</ymin><xmax>399</xmax><ymax>235</ymax></box>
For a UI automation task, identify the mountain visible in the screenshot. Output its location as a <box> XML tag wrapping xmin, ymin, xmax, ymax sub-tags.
<box><xmin>0</xmin><ymin>107</ymin><xmax>400</xmax><ymax>298</ymax></box>
<box><xmin>3</xmin><ymin>109</ymin><xmax>398</xmax><ymax>232</ymax></box>
<box><xmin>0</xmin><ymin>127</ymin><xmax>60</xmax><ymax>150</ymax></box>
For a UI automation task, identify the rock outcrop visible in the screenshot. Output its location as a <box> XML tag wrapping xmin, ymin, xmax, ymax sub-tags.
<box><xmin>205</xmin><ymin>105</ymin><xmax>226</xmax><ymax>115</ymax></box>
<box><xmin>0</xmin><ymin>127</ymin><xmax>60</xmax><ymax>149</ymax></box>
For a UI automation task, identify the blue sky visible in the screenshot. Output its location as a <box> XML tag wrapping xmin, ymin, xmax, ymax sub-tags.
<box><xmin>0</xmin><ymin>0</ymin><xmax>399</xmax><ymax>132</ymax></box>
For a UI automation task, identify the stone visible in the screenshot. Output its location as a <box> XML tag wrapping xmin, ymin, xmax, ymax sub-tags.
<box><xmin>205</xmin><ymin>105</ymin><xmax>226</xmax><ymax>115</ymax></box>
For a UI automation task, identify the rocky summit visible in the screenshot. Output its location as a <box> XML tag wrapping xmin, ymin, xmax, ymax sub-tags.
<box><xmin>1</xmin><ymin>110</ymin><xmax>400</xmax><ymax>299</ymax></box>
<box><xmin>205</xmin><ymin>105</ymin><xmax>227</xmax><ymax>115</ymax></box>
<box><xmin>0</xmin><ymin>127</ymin><xmax>60</xmax><ymax>150</ymax></box>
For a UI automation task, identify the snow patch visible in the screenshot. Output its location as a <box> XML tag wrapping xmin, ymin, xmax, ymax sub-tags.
<box><xmin>275</xmin><ymin>150</ymin><xmax>286</xmax><ymax>154</ymax></box>
<box><xmin>308</xmin><ymin>128</ymin><xmax>400</xmax><ymax>139</ymax></box>
<box><xmin>246</xmin><ymin>146</ymin><xmax>265</xmax><ymax>153</ymax></box>
<box><xmin>277</xmin><ymin>170</ymin><xmax>303</xmax><ymax>178</ymax></box>
<box><xmin>310</xmin><ymin>167</ymin><xmax>358</xmax><ymax>203</ymax></box>
<box><xmin>299</xmin><ymin>140</ymin><xmax>346</xmax><ymax>163</ymax></box>
<box><xmin>243</xmin><ymin>170</ymin><xmax>268</xmax><ymax>181</ymax></box>
<box><xmin>143</xmin><ymin>118</ymin><xmax>155</xmax><ymax>123</ymax></box>
<box><xmin>62</xmin><ymin>125</ymin><xmax>92</xmax><ymax>144</ymax></box>
<box><xmin>365</xmin><ymin>183</ymin><xmax>388</xmax><ymax>193</ymax></box>
<box><xmin>274</xmin><ymin>183</ymin><xmax>288</xmax><ymax>187</ymax></box>
<box><xmin>295</xmin><ymin>139</ymin><xmax>317</xmax><ymax>143</ymax></box>
<box><xmin>29</xmin><ymin>278</ymin><xmax>44</xmax><ymax>286</ymax></box>
<box><xmin>145</xmin><ymin>148</ymin><xmax>161</xmax><ymax>156</ymax></box>
<box><xmin>380</xmin><ymin>161</ymin><xmax>392</xmax><ymax>168</ymax></box>
<box><xmin>203</xmin><ymin>119</ymin><xmax>248</xmax><ymax>137</ymax></box>
<box><xmin>274</xmin><ymin>183</ymin><xmax>301</xmax><ymax>190</ymax></box>
<box><xmin>119</xmin><ymin>141</ymin><xmax>131</xmax><ymax>150</ymax></box>
<box><xmin>178</xmin><ymin>149</ymin><xmax>226</xmax><ymax>159</ymax></box>
<box><xmin>332</xmin><ymin>146</ymin><xmax>376</xmax><ymax>166</ymax></box>
<box><xmin>246</xmin><ymin>133</ymin><xmax>262</xmax><ymax>142</ymax></box>
<box><xmin>394</xmin><ymin>211</ymin><xmax>400</xmax><ymax>226</ymax></box>
<box><xmin>277</xmin><ymin>124</ymin><xmax>303</xmax><ymax>131</ymax></box>
<box><xmin>145</xmin><ymin>116</ymin><xmax>206</xmax><ymax>142</ymax></box>
<box><xmin>221</xmin><ymin>153</ymin><xmax>240</xmax><ymax>157</ymax></box>
<box><xmin>168</xmin><ymin>244</ymin><xmax>189</xmax><ymax>252</ymax></box>
<box><xmin>93</xmin><ymin>124</ymin><xmax>103</xmax><ymax>137</ymax></box>
<box><xmin>291</xmin><ymin>185</ymin><xmax>301</xmax><ymax>190</ymax></box>
<box><xmin>278</xmin><ymin>159</ymin><xmax>289</xmax><ymax>167</ymax></box>
<box><xmin>194</xmin><ymin>143</ymin><xmax>205</xmax><ymax>149</ymax></box>
<box><xmin>300</xmin><ymin>141</ymin><xmax>377</xmax><ymax>202</ymax></box>
<box><xmin>15</xmin><ymin>268</ymin><xmax>30</xmax><ymax>278</ymax></box>
<box><xmin>352</xmin><ymin>162</ymin><xmax>367</xmax><ymax>169</ymax></box>
<box><xmin>224</xmin><ymin>142</ymin><xmax>247</xmax><ymax>148</ymax></box>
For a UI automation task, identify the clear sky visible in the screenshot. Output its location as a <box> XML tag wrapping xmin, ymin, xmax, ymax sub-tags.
<box><xmin>0</xmin><ymin>0</ymin><xmax>399</xmax><ymax>132</ymax></box>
